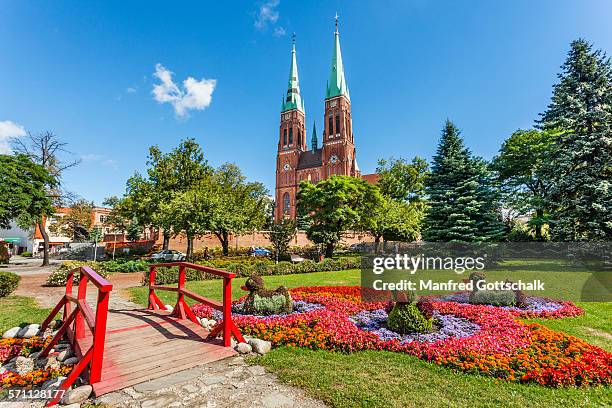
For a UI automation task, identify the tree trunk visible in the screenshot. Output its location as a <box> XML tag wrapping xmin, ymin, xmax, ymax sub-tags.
<box><xmin>535</xmin><ymin>208</ymin><xmax>544</xmax><ymax>241</ymax></box>
<box><xmin>38</xmin><ymin>216</ymin><xmax>50</xmax><ymax>267</ymax></box>
<box><xmin>325</xmin><ymin>242</ymin><xmax>334</xmax><ymax>258</ymax></box>
<box><xmin>186</xmin><ymin>233</ymin><xmax>194</xmax><ymax>261</ymax></box>
<box><xmin>374</xmin><ymin>235</ymin><xmax>381</xmax><ymax>254</ymax></box>
<box><xmin>163</xmin><ymin>231</ymin><xmax>170</xmax><ymax>250</ymax></box>
<box><xmin>214</xmin><ymin>231</ymin><xmax>230</xmax><ymax>256</ymax></box>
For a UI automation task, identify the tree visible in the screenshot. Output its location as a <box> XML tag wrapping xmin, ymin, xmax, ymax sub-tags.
<box><xmin>491</xmin><ymin>129</ymin><xmax>558</xmax><ymax>240</ymax></box>
<box><xmin>126</xmin><ymin>217</ymin><xmax>142</xmax><ymax>242</ymax></box>
<box><xmin>538</xmin><ymin>39</ymin><xmax>612</xmax><ymax>240</ymax></box>
<box><xmin>50</xmin><ymin>199</ymin><xmax>94</xmax><ymax>241</ymax></box>
<box><xmin>0</xmin><ymin>155</ymin><xmax>56</xmax><ymax>253</ymax></box>
<box><xmin>102</xmin><ymin>196</ymin><xmax>130</xmax><ymax>239</ymax></box>
<box><xmin>423</xmin><ymin>120</ymin><xmax>504</xmax><ymax>242</ymax></box>
<box><xmin>11</xmin><ymin>131</ymin><xmax>80</xmax><ymax>265</ymax></box>
<box><xmin>207</xmin><ymin>163</ymin><xmax>271</xmax><ymax>256</ymax></box>
<box><xmin>297</xmin><ymin>175</ymin><xmax>383</xmax><ymax>258</ymax></box>
<box><xmin>265</xmin><ymin>219</ymin><xmax>297</xmax><ymax>262</ymax></box>
<box><xmin>376</xmin><ymin>156</ymin><xmax>428</xmax><ymax>203</ymax></box>
<box><xmin>366</xmin><ymin>197</ymin><xmax>422</xmax><ymax>252</ymax></box>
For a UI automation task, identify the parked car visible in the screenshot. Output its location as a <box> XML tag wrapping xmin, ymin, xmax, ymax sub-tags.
<box><xmin>247</xmin><ymin>247</ymin><xmax>272</xmax><ymax>257</ymax></box>
<box><xmin>151</xmin><ymin>250</ymin><xmax>186</xmax><ymax>261</ymax></box>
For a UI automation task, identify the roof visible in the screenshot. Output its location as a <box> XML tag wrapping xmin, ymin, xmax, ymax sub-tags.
<box><xmin>282</xmin><ymin>43</ymin><xmax>305</xmax><ymax>113</ymax></box>
<box><xmin>326</xmin><ymin>26</ymin><xmax>350</xmax><ymax>100</ymax></box>
<box><xmin>361</xmin><ymin>173</ymin><xmax>380</xmax><ymax>184</ymax></box>
<box><xmin>297</xmin><ymin>149</ymin><xmax>322</xmax><ymax>170</ymax></box>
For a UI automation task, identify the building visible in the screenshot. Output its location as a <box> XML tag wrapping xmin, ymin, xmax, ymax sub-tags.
<box><xmin>274</xmin><ymin>19</ymin><xmax>376</xmax><ymax>220</ymax></box>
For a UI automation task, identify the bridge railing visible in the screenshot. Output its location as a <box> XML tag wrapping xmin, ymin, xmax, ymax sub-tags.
<box><xmin>40</xmin><ymin>266</ymin><xmax>112</xmax><ymax>406</ymax></box>
<box><xmin>147</xmin><ymin>262</ymin><xmax>245</xmax><ymax>347</ymax></box>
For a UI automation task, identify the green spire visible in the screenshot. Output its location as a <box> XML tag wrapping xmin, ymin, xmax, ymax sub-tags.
<box><xmin>282</xmin><ymin>35</ymin><xmax>305</xmax><ymax>113</ymax></box>
<box><xmin>326</xmin><ymin>15</ymin><xmax>350</xmax><ymax>100</ymax></box>
<box><xmin>311</xmin><ymin>121</ymin><xmax>318</xmax><ymax>150</ymax></box>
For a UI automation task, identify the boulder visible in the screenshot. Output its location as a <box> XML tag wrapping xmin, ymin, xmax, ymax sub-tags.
<box><xmin>58</xmin><ymin>348</ymin><xmax>74</xmax><ymax>362</ymax></box>
<box><xmin>248</xmin><ymin>338</ymin><xmax>271</xmax><ymax>355</ymax></box>
<box><xmin>41</xmin><ymin>376</ymin><xmax>66</xmax><ymax>390</ymax></box>
<box><xmin>63</xmin><ymin>357</ymin><xmax>79</xmax><ymax>365</ymax></box>
<box><xmin>2</xmin><ymin>326</ymin><xmax>20</xmax><ymax>339</ymax></box>
<box><xmin>17</xmin><ymin>324</ymin><xmax>40</xmax><ymax>338</ymax></box>
<box><xmin>55</xmin><ymin>343</ymin><xmax>70</xmax><ymax>350</ymax></box>
<box><xmin>165</xmin><ymin>304</ymin><xmax>174</xmax><ymax>312</ymax></box>
<box><xmin>60</xmin><ymin>384</ymin><xmax>93</xmax><ymax>405</ymax></box>
<box><xmin>235</xmin><ymin>342</ymin><xmax>252</xmax><ymax>354</ymax></box>
<box><xmin>15</xmin><ymin>356</ymin><xmax>34</xmax><ymax>375</ymax></box>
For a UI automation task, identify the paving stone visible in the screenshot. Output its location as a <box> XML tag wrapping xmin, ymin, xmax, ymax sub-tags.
<box><xmin>201</xmin><ymin>375</ymin><xmax>225</xmax><ymax>385</ymax></box>
<box><xmin>261</xmin><ymin>392</ymin><xmax>295</xmax><ymax>408</ymax></box>
<box><xmin>247</xmin><ymin>365</ymin><xmax>267</xmax><ymax>376</ymax></box>
<box><xmin>133</xmin><ymin>369</ymin><xmax>202</xmax><ymax>392</ymax></box>
<box><xmin>141</xmin><ymin>394</ymin><xmax>177</xmax><ymax>408</ymax></box>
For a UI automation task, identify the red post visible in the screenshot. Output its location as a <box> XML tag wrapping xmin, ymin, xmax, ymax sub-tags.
<box><xmin>89</xmin><ymin>290</ymin><xmax>110</xmax><ymax>384</ymax></box>
<box><xmin>64</xmin><ymin>269</ymin><xmax>74</xmax><ymax>319</ymax></box>
<box><xmin>175</xmin><ymin>264</ymin><xmax>187</xmax><ymax>319</ymax></box>
<box><xmin>148</xmin><ymin>266</ymin><xmax>157</xmax><ymax>309</ymax></box>
<box><xmin>75</xmin><ymin>271</ymin><xmax>88</xmax><ymax>339</ymax></box>
<box><xmin>222</xmin><ymin>276</ymin><xmax>231</xmax><ymax>347</ymax></box>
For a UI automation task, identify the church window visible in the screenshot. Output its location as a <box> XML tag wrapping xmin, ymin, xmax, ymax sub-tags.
<box><xmin>328</xmin><ymin>116</ymin><xmax>333</xmax><ymax>136</ymax></box>
<box><xmin>298</xmin><ymin>129</ymin><xmax>302</xmax><ymax>146</ymax></box>
<box><xmin>335</xmin><ymin>115</ymin><xmax>340</xmax><ymax>134</ymax></box>
<box><xmin>283</xmin><ymin>129</ymin><xmax>287</xmax><ymax>145</ymax></box>
<box><xmin>289</xmin><ymin>128</ymin><xmax>293</xmax><ymax>144</ymax></box>
<box><xmin>283</xmin><ymin>193</ymin><xmax>290</xmax><ymax>214</ymax></box>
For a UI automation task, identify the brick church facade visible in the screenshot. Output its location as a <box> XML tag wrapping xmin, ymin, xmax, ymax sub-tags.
<box><xmin>275</xmin><ymin>21</ymin><xmax>376</xmax><ymax>220</ymax></box>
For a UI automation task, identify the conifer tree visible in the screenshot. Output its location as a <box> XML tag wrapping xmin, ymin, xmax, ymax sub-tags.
<box><xmin>423</xmin><ymin>120</ymin><xmax>503</xmax><ymax>242</ymax></box>
<box><xmin>539</xmin><ymin>39</ymin><xmax>612</xmax><ymax>240</ymax></box>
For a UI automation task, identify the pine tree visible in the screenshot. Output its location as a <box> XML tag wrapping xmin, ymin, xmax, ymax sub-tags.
<box><xmin>539</xmin><ymin>39</ymin><xmax>612</xmax><ymax>240</ymax></box>
<box><xmin>423</xmin><ymin>120</ymin><xmax>503</xmax><ymax>242</ymax></box>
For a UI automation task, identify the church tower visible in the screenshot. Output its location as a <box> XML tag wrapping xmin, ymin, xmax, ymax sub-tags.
<box><xmin>321</xmin><ymin>17</ymin><xmax>359</xmax><ymax>179</ymax></box>
<box><xmin>275</xmin><ymin>37</ymin><xmax>306</xmax><ymax>220</ymax></box>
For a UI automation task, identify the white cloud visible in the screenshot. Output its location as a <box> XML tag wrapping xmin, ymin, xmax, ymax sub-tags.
<box><xmin>152</xmin><ymin>63</ymin><xmax>216</xmax><ymax>118</ymax></box>
<box><xmin>126</xmin><ymin>87</ymin><xmax>137</xmax><ymax>93</ymax></box>
<box><xmin>273</xmin><ymin>26</ymin><xmax>286</xmax><ymax>37</ymax></box>
<box><xmin>80</xmin><ymin>154</ymin><xmax>118</xmax><ymax>170</ymax></box>
<box><xmin>255</xmin><ymin>0</ymin><xmax>280</xmax><ymax>30</ymax></box>
<box><xmin>80</xmin><ymin>153</ymin><xmax>102</xmax><ymax>162</ymax></box>
<box><xmin>0</xmin><ymin>120</ymin><xmax>26</xmax><ymax>154</ymax></box>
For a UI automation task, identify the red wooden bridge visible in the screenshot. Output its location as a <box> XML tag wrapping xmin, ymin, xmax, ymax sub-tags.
<box><xmin>39</xmin><ymin>262</ymin><xmax>245</xmax><ymax>406</ymax></box>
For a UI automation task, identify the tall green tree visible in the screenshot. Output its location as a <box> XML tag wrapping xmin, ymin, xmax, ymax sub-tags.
<box><xmin>0</xmin><ymin>155</ymin><xmax>56</xmax><ymax>252</ymax></box>
<box><xmin>539</xmin><ymin>39</ymin><xmax>612</xmax><ymax>240</ymax></box>
<box><xmin>491</xmin><ymin>129</ymin><xmax>558</xmax><ymax>240</ymax></box>
<box><xmin>423</xmin><ymin>120</ymin><xmax>504</xmax><ymax>242</ymax></box>
<box><xmin>376</xmin><ymin>156</ymin><xmax>428</xmax><ymax>203</ymax></box>
<box><xmin>49</xmin><ymin>199</ymin><xmax>94</xmax><ymax>241</ymax></box>
<box><xmin>366</xmin><ymin>197</ymin><xmax>422</xmax><ymax>251</ymax></box>
<box><xmin>298</xmin><ymin>175</ymin><xmax>383</xmax><ymax>257</ymax></box>
<box><xmin>208</xmin><ymin>163</ymin><xmax>270</xmax><ymax>256</ymax></box>
<box><xmin>265</xmin><ymin>219</ymin><xmax>297</xmax><ymax>262</ymax></box>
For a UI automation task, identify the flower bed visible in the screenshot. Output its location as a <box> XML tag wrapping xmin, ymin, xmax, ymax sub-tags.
<box><xmin>194</xmin><ymin>286</ymin><xmax>611</xmax><ymax>387</ymax></box>
<box><xmin>1</xmin><ymin>337</ymin><xmax>74</xmax><ymax>389</ymax></box>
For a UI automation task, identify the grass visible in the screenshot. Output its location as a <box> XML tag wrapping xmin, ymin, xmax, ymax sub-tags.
<box><xmin>253</xmin><ymin>348</ymin><xmax>612</xmax><ymax>408</ymax></box>
<box><xmin>0</xmin><ymin>296</ymin><xmax>52</xmax><ymax>335</ymax></box>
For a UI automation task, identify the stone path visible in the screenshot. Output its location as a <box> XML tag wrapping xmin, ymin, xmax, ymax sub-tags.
<box><xmin>95</xmin><ymin>355</ymin><xmax>326</xmax><ymax>408</ymax></box>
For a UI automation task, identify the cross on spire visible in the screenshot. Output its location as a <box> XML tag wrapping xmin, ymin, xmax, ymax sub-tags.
<box><xmin>292</xmin><ymin>32</ymin><xmax>296</xmax><ymax>45</ymax></box>
<box><xmin>334</xmin><ymin>12</ymin><xmax>339</xmax><ymax>33</ymax></box>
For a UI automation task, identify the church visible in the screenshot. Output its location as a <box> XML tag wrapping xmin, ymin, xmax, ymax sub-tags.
<box><xmin>274</xmin><ymin>20</ymin><xmax>377</xmax><ymax>220</ymax></box>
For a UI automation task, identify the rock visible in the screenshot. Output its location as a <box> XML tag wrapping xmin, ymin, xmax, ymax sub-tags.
<box><xmin>49</xmin><ymin>319</ymin><xmax>63</xmax><ymax>329</ymax></box>
<box><xmin>235</xmin><ymin>342</ymin><xmax>252</xmax><ymax>354</ymax></box>
<box><xmin>165</xmin><ymin>304</ymin><xmax>174</xmax><ymax>312</ymax></box>
<box><xmin>247</xmin><ymin>365</ymin><xmax>267</xmax><ymax>376</ymax></box>
<box><xmin>2</xmin><ymin>326</ymin><xmax>20</xmax><ymax>339</ymax></box>
<box><xmin>29</xmin><ymin>351</ymin><xmax>40</xmax><ymax>360</ymax></box>
<box><xmin>261</xmin><ymin>391</ymin><xmax>295</xmax><ymax>408</ymax></box>
<box><xmin>63</xmin><ymin>357</ymin><xmax>79</xmax><ymax>365</ymax></box>
<box><xmin>248</xmin><ymin>338</ymin><xmax>272</xmax><ymax>355</ymax></box>
<box><xmin>55</xmin><ymin>343</ymin><xmax>70</xmax><ymax>350</ymax></box>
<box><xmin>58</xmin><ymin>348</ymin><xmax>74</xmax><ymax>362</ymax></box>
<box><xmin>17</xmin><ymin>324</ymin><xmax>40</xmax><ymax>338</ymax></box>
<box><xmin>41</xmin><ymin>376</ymin><xmax>66</xmax><ymax>390</ymax></box>
<box><xmin>60</xmin><ymin>384</ymin><xmax>92</xmax><ymax>405</ymax></box>
<box><xmin>43</xmin><ymin>355</ymin><xmax>60</xmax><ymax>370</ymax></box>
<box><xmin>15</xmin><ymin>356</ymin><xmax>34</xmax><ymax>375</ymax></box>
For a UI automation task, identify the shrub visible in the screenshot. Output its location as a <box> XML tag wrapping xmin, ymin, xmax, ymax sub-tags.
<box><xmin>45</xmin><ymin>261</ymin><xmax>109</xmax><ymax>287</ymax></box>
<box><xmin>0</xmin><ymin>244</ymin><xmax>9</xmax><ymax>264</ymax></box>
<box><xmin>469</xmin><ymin>290</ymin><xmax>516</xmax><ymax>306</ymax></box>
<box><xmin>387</xmin><ymin>303</ymin><xmax>433</xmax><ymax>334</ymax></box>
<box><xmin>0</xmin><ymin>271</ymin><xmax>20</xmax><ymax>297</ymax></box>
<box><xmin>143</xmin><ymin>267</ymin><xmax>203</xmax><ymax>285</ymax></box>
<box><xmin>468</xmin><ymin>271</ymin><xmax>486</xmax><ymax>288</ymax></box>
<box><xmin>20</xmin><ymin>252</ymin><xmax>32</xmax><ymax>257</ymax></box>
<box><xmin>102</xmin><ymin>260</ymin><xmax>149</xmax><ymax>273</ymax></box>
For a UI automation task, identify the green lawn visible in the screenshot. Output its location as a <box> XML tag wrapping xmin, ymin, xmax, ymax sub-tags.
<box><xmin>253</xmin><ymin>348</ymin><xmax>612</xmax><ymax>408</ymax></box>
<box><xmin>0</xmin><ymin>296</ymin><xmax>52</xmax><ymax>335</ymax></box>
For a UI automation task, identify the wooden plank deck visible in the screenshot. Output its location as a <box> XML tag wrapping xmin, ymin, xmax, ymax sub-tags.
<box><xmin>74</xmin><ymin>308</ymin><xmax>236</xmax><ymax>396</ymax></box>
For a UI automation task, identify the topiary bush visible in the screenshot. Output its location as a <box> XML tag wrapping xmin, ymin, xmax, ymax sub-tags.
<box><xmin>20</xmin><ymin>252</ymin><xmax>32</xmax><ymax>257</ymax></box>
<box><xmin>45</xmin><ymin>261</ymin><xmax>110</xmax><ymax>286</ymax></box>
<box><xmin>242</xmin><ymin>274</ymin><xmax>293</xmax><ymax>316</ymax></box>
<box><xmin>0</xmin><ymin>271</ymin><xmax>20</xmax><ymax>297</ymax></box>
<box><xmin>387</xmin><ymin>302</ymin><xmax>433</xmax><ymax>334</ymax></box>
<box><xmin>469</xmin><ymin>290</ymin><xmax>516</xmax><ymax>306</ymax></box>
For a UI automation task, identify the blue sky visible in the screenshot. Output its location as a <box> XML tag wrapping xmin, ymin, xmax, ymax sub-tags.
<box><xmin>1</xmin><ymin>1</ymin><xmax>611</xmax><ymax>205</ymax></box>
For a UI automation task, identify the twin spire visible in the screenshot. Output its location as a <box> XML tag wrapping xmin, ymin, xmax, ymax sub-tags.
<box><xmin>281</xmin><ymin>17</ymin><xmax>350</xmax><ymax>149</ymax></box>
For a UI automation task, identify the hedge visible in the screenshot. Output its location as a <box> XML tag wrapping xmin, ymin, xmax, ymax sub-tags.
<box><xmin>45</xmin><ymin>261</ymin><xmax>110</xmax><ymax>287</ymax></box>
<box><xmin>0</xmin><ymin>271</ymin><xmax>20</xmax><ymax>297</ymax></box>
